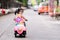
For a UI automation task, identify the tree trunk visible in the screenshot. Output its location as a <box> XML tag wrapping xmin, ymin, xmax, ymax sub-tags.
<box><xmin>57</xmin><ymin>0</ymin><xmax>59</xmax><ymax>7</ymax></box>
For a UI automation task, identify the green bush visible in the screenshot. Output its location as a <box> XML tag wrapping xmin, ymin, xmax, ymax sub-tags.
<box><xmin>17</xmin><ymin>0</ymin><xmax>28</xmax><ymax>7</ymax></box>
<box><xmin>56</xmin><ymin>8</ymin><xmax>60</xmax><ymax>12</ymax></box>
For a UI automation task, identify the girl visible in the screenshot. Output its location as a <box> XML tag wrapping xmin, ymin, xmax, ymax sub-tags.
<box><xmin>14</xmin><ymin>8</ymin><xmax>27</xmax><ymax>26</ymax></box>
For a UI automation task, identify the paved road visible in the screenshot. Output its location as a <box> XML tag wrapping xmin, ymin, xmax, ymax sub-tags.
<box><xmin>0</xmin><ymin>9</ymin><xmax>60</xmax><ymax>40</ymax></box>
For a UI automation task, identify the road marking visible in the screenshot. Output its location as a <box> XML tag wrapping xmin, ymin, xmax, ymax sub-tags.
<box><xmin>47</xmin><ymin>21</ymin><xmax>60</xmax><ymax>24</ymax></box>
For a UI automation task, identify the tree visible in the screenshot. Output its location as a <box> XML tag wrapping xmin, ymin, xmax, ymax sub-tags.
<box><xmin>0</xmin><ymin>0</ymin><xmax>10</xmax><ymax>8</ymax></box>
<box><xmin>18</xmin><ymin>0</ymin><xmax>22</xmax><ymax>2</ymax></box>
<box><xmin>17</xmin><ymin>0</ymin><xmax>28</xmax><ymax>7</ymax></box>
<box><xmin>57</xmin><ymin>0</ymin><xmax>59</xmax><ymax>7</ymax></box>
<box><xmin>41</xmin><ymin>0</ymin><xmax>43</xmax><ymax>2</ymax></box>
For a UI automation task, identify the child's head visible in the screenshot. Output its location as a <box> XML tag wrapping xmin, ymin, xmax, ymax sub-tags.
<box><xmin>15</xmin><ymin>8</ymin><xmax>24</xmax><ymax>15</ymax></box>
<box><xmin>18</xmin><ymin>8</ymin><xmax>24</xmax><ymax>14</ymax></box>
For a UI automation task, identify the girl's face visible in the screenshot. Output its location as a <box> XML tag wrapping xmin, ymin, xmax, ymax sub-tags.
<box><xmin>19</xmin><ymin>10</ymin><xmax>23</xmax><ymax>14</ymax></box>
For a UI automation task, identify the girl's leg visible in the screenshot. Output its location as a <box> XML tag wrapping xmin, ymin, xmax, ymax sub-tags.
<box><xmin>24</xmin><ymin>22</ymin><xmax>26</xmax><ymax>27</ymax></box>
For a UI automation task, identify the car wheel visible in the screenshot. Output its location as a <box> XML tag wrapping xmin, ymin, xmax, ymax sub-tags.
<box><xmin>38</xmin><ymin>13</ymin><xmax>40</xmax><ymax>15</ymax></box>
<box><xmin>34</xmin><ymin>10</ymin><xmax>37</xmax><ymax>11</ymax></box>
<box><xmin>7</xmin><ymin>12</ymin><xmax>10</xmax><ymax>14</ymax></box>
<box><xmin>46</xmin><ymin>12</ymin><xmax>48</xmax><ymax>15</ymax></box>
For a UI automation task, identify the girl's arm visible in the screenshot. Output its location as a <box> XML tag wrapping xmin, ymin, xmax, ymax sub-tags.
<box><xmin>22</xmin><ymin>16</ymin><xmax>27</xmax><ymax>21</ymax></box>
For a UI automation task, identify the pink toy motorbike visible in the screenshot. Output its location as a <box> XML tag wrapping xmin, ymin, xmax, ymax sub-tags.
<box><xmin>14</xmin><ymin>24</ymin><xmax>26</xmax><ymax>37</ymax></box>
<box><xmin>14</xmin><ymin>17</ymin><xmax>22</xmax><ymax>23</ymax></box>
<box><xmin>14</xmin><ymin>17</ymin><xmax>27</xmax><ymax>37</ymax></box>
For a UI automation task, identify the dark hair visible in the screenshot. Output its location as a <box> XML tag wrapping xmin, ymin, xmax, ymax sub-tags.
<box><xmin>15</xmin><ymin>8</ymin><xmax>24</xmax><ymax>15</ymax></box>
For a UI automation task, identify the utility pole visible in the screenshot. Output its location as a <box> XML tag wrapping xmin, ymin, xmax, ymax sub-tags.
<box><xmin>49</xmin><ymin>0</ymin><xmax>55</xmax><ymax>16</ymax></box>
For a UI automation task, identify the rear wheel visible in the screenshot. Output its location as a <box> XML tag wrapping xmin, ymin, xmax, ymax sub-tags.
<box><xmin>23</xmin><ymin>31</ymin><xmax>26</xmax><ymax>35</ymax></box>
<box><xmin>14</xmin><ymin>31</ymin><xmax>18</xmax><ymax>37</ymax></box>
<box><xmin>19</xmin><ymin>31</ymin><xmax>26</xmax><ymax>37</ymax></box>
<box><xmin>38</xmin><ymin>13</ymin><xmax>40</xmax><ymax>15</ymax></box>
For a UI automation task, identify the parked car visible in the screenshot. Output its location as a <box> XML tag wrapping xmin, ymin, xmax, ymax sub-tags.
<box><xmin>33</xmin><ymin>5</ymin><xmax>38</xmax><ymax>11</ymax></box>
<box><xmin>0</xmin><ymin>9</ymin><xmax>2</xmax><ymax>15</ymax></box>
<box><xmin>10</xmin><ymin>8</ymin><xmax>19</xmax><ymax>13</ymax></box>
<box><xmin>28</xmin><ymin>2</ymin><xmax>32</xmax><ymax>8</ymax></box>
<box><xmin>0</xmin><ymin>8</ymin><xmax>11</xmax><ymax>15</ymax></box>
<box><xmin>38</xmin><ymin>2</ymin><xmax>49</xmax><ymax>15</ymax></box>
<box><xmin>28</xmin><ymin>2</ymin><xmax>32</xmax><ymax>6</ymax></box>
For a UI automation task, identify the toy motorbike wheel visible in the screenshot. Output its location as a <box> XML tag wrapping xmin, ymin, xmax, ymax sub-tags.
<box><xmin>23</xmin><ymin>31</ymin><xmax>26</xmax><ymax>37</ymax></box>
<box><xmin>19</xmin><ymin>31</ymin><xmax>26</xmax><ymax>37</ymax></box>
<box><xmin>14</xmin><ymin>31</ymin><xmax>18</xmax><ymax>37</ymax></box>
<box><xmin>23</xmin><ymin>31</ymin><xmax>26</xmax><ymax>35</ymax></box>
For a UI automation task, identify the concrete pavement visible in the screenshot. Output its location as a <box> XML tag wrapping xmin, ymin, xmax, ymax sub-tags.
<box><xmin>0</xmin><ymin>9</ymin><xmax>60</xmax><ymax>40</ymax></box>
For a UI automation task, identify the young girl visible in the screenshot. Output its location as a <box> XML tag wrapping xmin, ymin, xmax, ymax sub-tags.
<box><xmin>14</xmin><ymin>8</ymin><xmax>27</xmax><ymax>26</ymax></box>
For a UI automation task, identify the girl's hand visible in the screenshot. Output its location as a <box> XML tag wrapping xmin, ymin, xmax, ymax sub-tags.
<box><xmin>25</xmin><ymin>19</ymin><xmax>28</xmax><ymax>21</ymax></box>
<box><xmin>14</xmin><ymin>18</ymin><xmax>16</xmax><ymax>21</ymax></box>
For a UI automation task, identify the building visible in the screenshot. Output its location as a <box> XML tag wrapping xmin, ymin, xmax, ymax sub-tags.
<box><xmin>0</xmin><ymin>0</ymin><xmax>22</xmax><ymax>9</ymax></box>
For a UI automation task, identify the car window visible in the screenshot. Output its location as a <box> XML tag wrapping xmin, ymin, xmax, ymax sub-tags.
<box><xmin>39</xmin><ymin>2</ymin><xmax>48</xmax><ymax>7</ymax></box>
<box><xmin>42</xmin><ymin>3</ymin><xmax>48</xmax><ymax>6</ymax></box>
<box><xmin>39</xmin><ymin>3</ymin><xmax>42</xmax><ymax>7</ymax></box>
